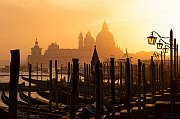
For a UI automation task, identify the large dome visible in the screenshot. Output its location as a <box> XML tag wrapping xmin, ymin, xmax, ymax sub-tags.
<box><xmin>96</xmin><ymin>22</ymin><xmax>115</xmax><ymax>49</ymax></box>
<box><xmin>96</xmin><ymin>21</ymin><xmax>117</xmax><ymax>60</ymax></box>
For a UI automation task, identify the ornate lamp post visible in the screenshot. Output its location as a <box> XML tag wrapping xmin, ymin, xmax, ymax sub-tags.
<box><xmin>147</xmin><ymin>31</ymin><xmax>169</xmax><ymax>46</ymax></box>
<box><xmin>162</xmin><ymin>45</ymin><xmax>169</xmax><ymax>53</ymax></box>
<box><xmin>153</xmin><ymin>50</ymin><xmax>169</xmax><ymax>93</ymax></box>
<box><xmin>147</xmin><ymin>30</ymin><xmax>174</xmax><ymax>110</ymax></box>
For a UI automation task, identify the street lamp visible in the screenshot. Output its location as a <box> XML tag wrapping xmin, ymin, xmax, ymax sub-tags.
<box><xmin>147</xmin><ymin>31</ymin><xmax>169</xmax><ymax>50</ymax></box>
<box><xmin>157</xmin><ymin>42</ymin><xmax>163</xmax><ymax>49</ymax></box>
<box><xmin>147</xmin><ymin>29</ymin><xmax>174</xmax><ymax>112</ymax></box>
<box><xmin>162</xmin><ymin>45</ymin><xmax>169</xmax><ymax>53</ymax></box>
<box><xmin>147</xmin><ymin>35</ymin><xmax>157</xmax><ymax>45</ymax></box>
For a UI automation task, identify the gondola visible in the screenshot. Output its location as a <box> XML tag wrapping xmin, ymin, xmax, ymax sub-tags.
<box><xmin>19</xmin><ymin>86</ymin><xmax>48</xmax><ymax>105</ymax></box>
<box><xmin>22</xmin><ymin>76</ymin><xmax>68</xmax><ymax>91</ymax></box>
<box><xmin>37</xmin><ymin>85</ymin><xmax>69</xmax><ymax>105</ymax></box>
<box><xmin>22</xmin><ymin>76</ymin><xmax>48</xmax><ymax>87</ymax></box>
<box><xmin>1</xmin><ymin>87</ymin><xmax>28</xmax><ymax>107</ymax></box>
<box><xmin>1</xmin><ymin>87</ymin><xmax>67</xmax><ymax>117</ymax></box>
<box><xmin>37</xmin><ymin>84</ymin><xmax>95</xmax><ymax>105</ymax></box>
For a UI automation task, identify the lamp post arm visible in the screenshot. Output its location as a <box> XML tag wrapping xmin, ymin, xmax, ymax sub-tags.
<box><xmin>166</xmin><ymin>45</ymin><xmax>170</xmax><ymax>48</ymax></box>
<box><xmin>151</xmin><ymin>31</ymin><xmax>170</xmax><ymax>45</ymax></box>
<box><xmin>151</xmin><ymin>31</ymin><xmax>169</xmax><ymax>39</ymax></box>
<box><xmin>151</xmin><ymin>31</ymin><xmax>162</xmax><ymax>38</ymax></box>
<box><xmin>160</xmin><ymin>38</ymin><xmax>170</xmax><ymax>45</ymax></box>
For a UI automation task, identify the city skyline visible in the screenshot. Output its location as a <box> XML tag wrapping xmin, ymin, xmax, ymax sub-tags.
<box><xmin>27</xmin><ymin>21</ymin><xmax>124</xmax><ymax>67</ymax></box>
<box><xmin>0</xmin><ymin>0</ymin><xmax>180</xmax><ymax>60</ymax></box>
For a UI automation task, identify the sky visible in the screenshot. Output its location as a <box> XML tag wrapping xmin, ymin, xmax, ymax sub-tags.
<box><xmin>0</xmin><ymin>0</ymin><xmax>180</xmax><ymax>60</ymax></box>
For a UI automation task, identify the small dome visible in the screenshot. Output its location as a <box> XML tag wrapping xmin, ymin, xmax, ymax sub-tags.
<box><xmin>35</xmin><ymin>38</ymin><xmax>38</xmax><ymax>46</ymax></box>
<box><xmin>84</xmin><ymin>31</ymin><xmax>95</xmax><ymax>48</ymax></box>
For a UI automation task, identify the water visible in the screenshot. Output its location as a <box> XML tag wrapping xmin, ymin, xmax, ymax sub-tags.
<box><xmin>0</xmin><ymin>71</ymin><xmax>68</xmax><ymax>108</ymax></box>
<box><xmin>0</xmin><ymin>71</ymin><xmax>121</xmax><ymax>108</ymax></box>
<box><xmin>0</xmin><ymin>91</ymin><xmax>46</xmax><ymax>107</ymax></box>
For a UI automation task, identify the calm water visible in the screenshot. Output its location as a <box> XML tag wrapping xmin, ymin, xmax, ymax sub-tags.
<box><xmin>0</xmin><ymin>71</ymin><xmax>121</xmax><ymax>108</ymax></box>
<box><xmin>0</xmin><ymin>71</ymin><xmax>68</xmax><ymax>108</ymax></box>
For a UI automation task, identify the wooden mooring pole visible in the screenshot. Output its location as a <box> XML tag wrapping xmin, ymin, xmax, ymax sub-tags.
<box><xmin>49</xmin><ymin>60</ymin><xmax>52</xmax><ymax>112</ymax></box>
<box><xmin>107</xmin><ymin>61</ymin><xmax>110</xmax><ymax>84</ymax></box>
<box><xmin>36</xmin><ymin>62</ymin><xmax>38</xmax><ymax>80</ymax></box>
<box><xmin>68</xmin><ymin>62</ymin><xmax>70</xmax><ymax>83</ymax></box>
<box><xmin>151</xmin><ymin>56</ymin><xmax>155</xmax><ymax>103</ymax></box>
<box><xmin>8</xmin><ymin>49</ymin><xmax>20</xmax><ymax>119</ymax></box>
<box><xmin>87</xmin><ymin>64</ymin><xmax>90</xmax><ymax>98</ymax></box>
<box><xmin>95</xmin><ymin>60</ymin><xmax>101</xmax><ymax>119</ymax></box>
<box><xmin>170</xmin><ymin>29</ymin><xmax>174</xmax><ymax>109</ymax></box>
<box><xmin>126</xmin><ymin>58</ymin><xmax>131</xmax><ymax>115</ymax></box>
<box><xmin>177</xmin><ymin>44</ymin><xmax>178</xmax><ymax>76</ymax></box>
<box><xmin>100</xmin><ymin>63</ymin><xmax>104</xmax><ymax>113</ymax></box>
<box><xmin>70</xmin><ymin>58</ymin><xmax>79</xmax><ymax>119</ymax></box>
<box><xmin>160</xmin><ymin>51</ymin><xmax>164</xmax><ymax>93</ymax></box>
<box><xmin>110</xmin><ymin>57</ymin><xmax>115</xmax><ymax>118</ymax></box>
<box><xmin>84</xmin><ymin>63</ymin><xmax>87</xmax><ymax>98</ymax></box>
<box><xmin>142</xmin><ymin>63</ymin><xmax>146</xmax><ymax>117</ymax></box>
<box><xmin>28</xmin><ymin>63</ymin><xmax>32</xmax><ymax>109</ymax></box>
<box><xmin>138</xmin><ymin>59</ymin><xmax>142</xmax><ymax>114</ymax></box>
<box><xmin>55</xmin><ymin>60</ymin><xmax>59</xmax><ymax>110</ymax></box>
<box><xmin>131</xmin><ymin>64</ymin><xmax>133</xmax><ymax>100</ymax></box>
<box><xmin>41</xmin><ymin>63</ymin><xmax>42</xmax><ymax>81</ymax></box>
<box><xmin>120</xmin><ymin>61</ymin><xmax>123</xmax><ymax>103</ymax></box>
<box><xmin>61</xmin><ymin>64</ymin><xmax>63</xmax><ymax>81</ymax></box>
<box><xmin>67</xmin><ymin>62</ymin><xmax>71</xmax><ymax>105</ymax></box>
<box><xmin>174</xmin><ymin>38</ymin><xmax>177</xmax><ymax>78</ymax></box>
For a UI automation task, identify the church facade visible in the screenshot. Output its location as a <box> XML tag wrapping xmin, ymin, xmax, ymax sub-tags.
<box><xmin>27</xmin><ymin>22</ymin><xmax>123</xmax><ymax>67</ymax></box>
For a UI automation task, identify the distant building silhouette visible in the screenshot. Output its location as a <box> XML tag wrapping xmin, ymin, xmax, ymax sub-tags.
<box><xmin>96</xmin><ymin>21</ymin><xmax>123</xmax><ymax>60</ymax></box>
<box><xmin>27</xmin><ymin>21</ymin><xmax>123</xmax><ymax>67</ymax></box>
<box><xmin>27</xmin><ymin>39</ymin><xmax>43</xmax><ymax>65</ymax></box>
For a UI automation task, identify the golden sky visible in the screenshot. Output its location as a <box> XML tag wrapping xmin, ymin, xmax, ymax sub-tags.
<box><xmin>0</xmin><ymin>0</ymin><xmax>180</xmax><ymax>60</ymax></box>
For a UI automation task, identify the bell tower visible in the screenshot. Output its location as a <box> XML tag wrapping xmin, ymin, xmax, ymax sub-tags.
<box><xmin>31</xmin><ymin>38</ymin><xmax>42</xmax><ymax>56</ymax></box>
<box><xmin>78</xmin><ymin>32</ymin><xmax>83</xmax><ymax>49</ymax></box>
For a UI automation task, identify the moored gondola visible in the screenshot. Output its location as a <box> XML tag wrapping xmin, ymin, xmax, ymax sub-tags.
<box><xmin>1</xmin><ymin>87</ymin><xmax>28</xmax><ymax>107</ymax></box>
<box><xmin>19</xmin><ymin>86</ymin><xmax>48</xmax><ymax>105</ymax></box>
<box><xmin>37</xmin><ymin>84</ymin><xmax>95</xmax><ymax>105</ymax></box>
<box><xmin>22</xmin><ymin>76</ymin><xmax>68</xmax><ymax>91</ymax></box>
<box><xmin>22</xmin><ymin>76</ymin><xmax>48</xmax><ymax>87</ymax></box>
<box><xmin>1</xmin><ymin>87</ymin><xmax>68</xmax><ymax>117</ymax></box>
<box><xmin>37</xmin><ymin>84</ymin><xmax>69</xmax><ymax>105</ymax></box>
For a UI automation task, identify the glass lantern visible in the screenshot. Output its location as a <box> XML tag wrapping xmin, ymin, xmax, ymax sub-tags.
<box><xmin>147</xmin><ymin>35</ymin><xmax>157</xmax><ymax>45</ymax></box>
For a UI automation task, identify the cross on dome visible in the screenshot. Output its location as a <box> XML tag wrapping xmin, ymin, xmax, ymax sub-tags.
<box><xmin>35</xmin><ymin>38</ymin><xmax>38</xmax><ymax>46</ymax></box>
<box><xmin>102</xmin><ymin>20</ymin><xmax>108</xmax><ymax>31</ymax></box>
